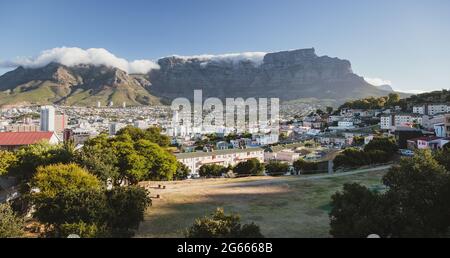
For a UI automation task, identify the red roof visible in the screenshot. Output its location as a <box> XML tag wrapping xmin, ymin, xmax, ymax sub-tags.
<box><xmin>0</xmin><ymin>132</ymin><xmax>55</xmax><ymax>146</ymax></box>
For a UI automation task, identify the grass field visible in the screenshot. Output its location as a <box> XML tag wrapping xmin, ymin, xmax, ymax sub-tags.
<box><xmin>136</xmin><ymin>169</ymin><xmax>388</xmax><ymax>238</ymax></box>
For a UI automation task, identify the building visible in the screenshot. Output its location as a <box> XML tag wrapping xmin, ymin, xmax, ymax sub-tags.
<box><xmin>413</xmin><ymin>104</ymin><xmax>450</xmax><ymax>116</ymax></box>
<box><xmin>0</xmin><ymin>131</ymin><xmax>60</xmax><ymax>150</ymax></box>
<box><xmin>393</xmin><ymin>127</ymin><xmax>434</xmax><ymax>149</ymax></box>
<box><xmin>40</xmin><ymin>106</ymin><xmax>55</xmax><ymax>132</ymax></box>
<box><xmin>407</xmin><ymin>136</ymin><xmax>450</xmax><ymax>150</ymax></box>
<box><xmin>109</xmin><ymin>122</ymin><xmax>126</xmax><ymax>136</ymax></box>
<box><xmin>4</xmin><ymin>124</ymin><xmax>40</xmax><ymax>132</ymax></box>
<box><xmin>175</xmin><ymin>148</ymin><xmax>264</xmax><ymax>177</ymax></box>
<box><xmin>54</xmin><ymin>114</ymin><xmax>68</xmax><ymax>134</ymax></box>
<box><xmin>380</xmin><ymin>114</ymin><xmax>423</xmax><ymax>130</ymax></box>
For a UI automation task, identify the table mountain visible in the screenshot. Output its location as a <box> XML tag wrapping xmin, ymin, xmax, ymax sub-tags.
<box><xmin>149</xmin><ymin>48</ymin><xmax>393</xmax><ymax>102</ymax></box>
<box><xmin>0</xmin><ymin>48</ymin><xmax>395</xmax><ymax>107</ymax></box>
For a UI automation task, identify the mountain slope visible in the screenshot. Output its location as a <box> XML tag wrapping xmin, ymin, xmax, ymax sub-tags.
<box><xmin>0</xmin><ymin>48</ymin><xmax>399</xmax><ymax>107</ymax></box>
<box><xmin>0</xmin><ymin>63</ymin><xmax>160</xmax><ymax>107</ymax></box>
<box><xmin>149</xmin><ymin>48</ymin><xmax>394</xmax><ymax>102</ymax></box>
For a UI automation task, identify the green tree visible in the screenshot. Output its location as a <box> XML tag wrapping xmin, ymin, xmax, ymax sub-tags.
<box><xmin>185</xmin><ymin>208</ymin><xmax>264</xmax><ymax>238</ymax></box>
<box><xmin>0</xmin><ymin>203</ymin><xmax>25</xmax><ymax>238</ymax></box>
<box><xmin>330</xmin><ymin>150</ymin><xmax>450</xmax><ymax>238</ymax></box>
<box><xmin>233</xmin><ymin>159</ymin><xmax>264</xmax><ymax>176</ymax></box>
<box><xmin>199</xmin><ymin>164</ymin><xmax>227</xmax><ymax>178</ymax></box>
<box><xmin>106</xmin><ymin>186</ymin><xmax>151</xmax><ymax>237</ymax></box>
<box><xmin>293</xmin><ymin>159</ymin><xmax>318</xmax><ymax>173</ymax></box>
<box><xmin>31</xmin><ymin>163</ymin><xmax>102</xmax><ymax>198</ymax></box>
<box><xmin>174</xmin><ymin>162</ymin><xmax>190</xmax><ymax>180</ymax></box>
<box><xmin>265</xmin><ymin>160</ymin><xmax>289</xmax><ymax>176</ymax></box>
<box><xmin>387</xmin><ymin>93</ymin><xmax>400</xmax><ymax>107</ymax></box>
<box><xmin>329</xmin><ymin>183</ymin><xmax>388</xmax><ymax>238</ymax></box>
<box><xmin>116</xmin><ymin>126</ymin><xmax>170</xmax><ymax>147</ymax></box>
<box><xmin>33</xmin><ymin>188</ymin><xmax>108</xmax><ymax>235</ymax></box>
<box><xmin>0</xmin><ymin>150</ymin><xmax>17</xmax><ymax>176</ymax></box>
<box><xmin>9</xmin><ymin>142</ymin><xmax>74</xmax><ymax>181</ymax></box>
<box><xmin>364</xmin><ymin>137</ymin><xmax>398</xmax><ymax>155</ymax></box>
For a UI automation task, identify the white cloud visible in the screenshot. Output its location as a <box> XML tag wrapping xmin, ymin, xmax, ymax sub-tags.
<box><xmin>364</xmin><ymin>77</ymin><xmax>392</xmax><ymax>86</ymax></box>
<box><xmin>170</xmin><ymin>52</ymin><xmax>267</xmax><ymax>66</ymax></box>
<box><xmin>0</xmin><ymin>47</ymin><xmax>160</xmax><ymax>74</ymax></box>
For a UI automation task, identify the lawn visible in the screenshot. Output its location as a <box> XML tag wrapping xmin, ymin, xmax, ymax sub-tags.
<box><xmin>136</xmin><ymin>170</ymin><xmax>387</xmax><ymax>238</ymax></box>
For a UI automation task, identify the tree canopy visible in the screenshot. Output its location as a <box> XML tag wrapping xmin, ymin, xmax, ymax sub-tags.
<box><xmin>185</xmin><ymin>208</ymin><xmax>264</xmax><ymax>238</ymax></box>
<box><xmin>330</xmin><ymin>149</ymin><xmax>450</xmax><ymax>238</ymax></box>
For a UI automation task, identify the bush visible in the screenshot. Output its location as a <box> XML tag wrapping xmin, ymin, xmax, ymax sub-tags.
<box><xmin>0</xmin><ymin>203</ymin><xmax>25</xmax><ymax>238</ymax></box>
<box><xmin>199</xmin><ymin>164</ymin><xmax>227</xmax><ymax>178</ymax></box>
<box><xmin>233</xmin><ymin>159</ymin><xmax>265</xmax><ymax>176</ymax></box>
<box><xmin>265</xmin><ymin>161</ymin><xmax>289</xmax><ymax>176</ymax></box>
<box><xmin>293</xmin><ymin>159</ymin><xmax>319</xmax><ymax>173</ymax></box>
<box><xmin>185</xmin><ymin>208</ymin><xmax>264</xmax><ymax>238</ymax></box>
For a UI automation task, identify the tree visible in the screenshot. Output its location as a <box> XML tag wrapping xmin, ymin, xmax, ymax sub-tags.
<box><xmin>293</xmin><ymin>159</ymin><xmax>318</xmax><ymax>173</ymax></box>
<box><xmin>329</xmin><ymin>183</ymin><xmax>387</xmax><ymax>238</ymax></box>
<box><xmin>116</xmin><ymin>125</ymin><xmax>170</xmax><ymax>147</ymax></box>
<box><xmin>33</xmin><ymin>186</ymin><xmax>151</xmax><ymax>238</ymax></box>
<box><xmin>0</xmin><ymin>150</ymin><xmax>17</xmax><ymax>176</ymax></box>
<box><xmin>174</xmin><ymin>162</ymin><xmax>190</xmax><ymax>180</ymax></box>
<box><xmin>9</xmin><ymin>142</ymin><xmax>74</xmax><ymax>182</ymax></box>
<box><xmin>199</xmin><ymin>164</ymin><xmax>227</xmax><ymax>178</ymax></box>
<box><xmin>265</xmin><ymin>160</ymin><xmax>289</xmax><ymax>176</ymax></box>
<box><xmin>79</xmin><ymin>133</ymin><xmax>178</xmax><ymax>185</ymax></box>
<box><xmin>31</xmin><ymin>163</ymin><xmax>102</xmax><ymax>198</ymax></box>
<box><xmin>0</xmin><ymin>203</ymin><xmax>25</xmax><ymax>238</ymax></box>
<box><xmin>364</xmin><ymin>137</ymin><xmax>398</xmax><ymax>155</ymax></box>
<box><xmin>329</xmin><ymin>150</ymin><xmax>450</xmax><ymax>238</ymax></box>
<box><xmin>33</xmin><ymin>188</ymin><xmax>108</xmax><ymax>235</ymax></box>
<box><xmin>387</xmin><ymin>93</ymin><xmax>400</xmax><ymax>107</ymax></box>
<box><xmin>233</xmin><ymin>159</ymin><xmax>264</xmax><ymax>176</ymax></box>
<box><xmin>185</xmin><ymin>208</ymin><xmax>264</xmax><ymax>238</ymax></box>
<box><xmin>105</xmin><ymin>186</ymin><xmax>151</xmax><ymax>237</ymax></box>
<box><xmin>326</xmin><ymin>106</ymin><xmax>334</xmax><ymax>115</ymax></box>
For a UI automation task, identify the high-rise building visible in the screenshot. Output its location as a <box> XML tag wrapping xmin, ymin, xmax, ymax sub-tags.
<box><xmin>40</xmin><ymin>105</ymin><xmax>55</xmax><ymax>132</ymax></box>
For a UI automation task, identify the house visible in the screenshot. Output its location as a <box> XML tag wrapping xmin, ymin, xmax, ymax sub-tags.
<box><xmin>407</xmin><ymin>136</ymin><xmax>450</xmax><ymax>150</ymax></box>
<box><xmin>393</xmin><ymin>127</ymin><xmax>434</xmax><ymax>149</ymax></box>
<box><xmin>0</xmin><ymin>131</ymin><xmax>60</xmax><ymax>150</ymax></box>
<box><xmin>175</xmin><ymin>148</ymin><xmax>264</xmax><ymax>177</ymax></box>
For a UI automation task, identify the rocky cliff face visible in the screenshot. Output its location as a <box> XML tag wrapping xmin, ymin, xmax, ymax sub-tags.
<box><xmin>0</xmin><ymin>63</ymin><xmax>160</xmax><ymax>107</ymax></box>
<box><xmin>149</xmin><ymin>48</ymin><xmax>389</xmax><ymax>101</ymax></box>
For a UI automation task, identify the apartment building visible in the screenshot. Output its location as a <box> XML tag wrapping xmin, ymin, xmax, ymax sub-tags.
<box><xmin>380</xmin><ymin>114</ymin><xmax>423</xmax><ymax>130</ymax></box>
<box><xmin>413</xmin><ymin>104</ymin><xmax>450</xmax><ymax>116</ymax></box>
<box><xmin>175</xmin><ymin>148</ymin><xmax>265</xmax><ymax>177</ymax></box>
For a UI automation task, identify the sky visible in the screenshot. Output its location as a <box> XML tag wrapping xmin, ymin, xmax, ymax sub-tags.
<box><xmin>0</xmin><ymin>0</ymin><xmax>449</xmax><ymax>93</ymax></box>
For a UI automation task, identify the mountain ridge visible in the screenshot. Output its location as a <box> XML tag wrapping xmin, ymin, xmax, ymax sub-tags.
<box><xmin>0</xmin><ymin>48</ymin><xmax>398</xmax><ymax>107</ymax></box>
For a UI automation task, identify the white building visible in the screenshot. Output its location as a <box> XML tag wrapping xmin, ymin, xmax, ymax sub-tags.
<box><xmin>109</xmin><ymin>122</ymin><xmax>126</xmax><ymax>136</ymax></box>
<box><xmin>253</xmin><ymin>133</ymin><xmax>279</xmax><ymax>146</ymax></box>
<box><xmin>413</xmin><ymin>104</ymin><xmax>450</xmax><ymax>116</ymax></box>
<box><xmin>40</xmin><ymin>105</ymin><xmax>55</xmax><ymax>132</ymax></box>
<box><xmin>175</xmin><ymin>148</ymin><xmax>265</xmax><ymax>177</ymax></box>
<box><xmin>380</xmin><ymin>114</ymin><xmax>422</xmax><ymax>130</ymax></box>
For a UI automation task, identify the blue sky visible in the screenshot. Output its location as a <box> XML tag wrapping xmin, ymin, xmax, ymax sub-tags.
<box><xmin>1</xmin><ymin>0</ymin><xmax>449</xmax><ymax>93</ymax></box>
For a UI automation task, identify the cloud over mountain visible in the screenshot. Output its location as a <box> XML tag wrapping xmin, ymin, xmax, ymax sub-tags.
<box><xmin>0</xmin><ymin>47</ymin><xmax>160</xmax><ymax>74</ymax></box>
<box><xmin>169</xmin><ymin>52</ymin><xmax>268</xmax><ymax>66</ymax></box>
<box><xmin>364</xmin><ymin>77</ymin><xmax>392</xmax><ymax>86</ymax></box>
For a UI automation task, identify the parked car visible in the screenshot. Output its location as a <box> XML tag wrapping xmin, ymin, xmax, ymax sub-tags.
<box><xmin>399</xmin><ymin>149</ymin><xmax>414</xmax><ymax>157</ymax></box>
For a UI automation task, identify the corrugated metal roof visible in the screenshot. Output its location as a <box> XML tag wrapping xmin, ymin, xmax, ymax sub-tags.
<box><xmin>0</xmin><ymin>132</ymin><xmax>55</xmax><ymax>146</ymax></box>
